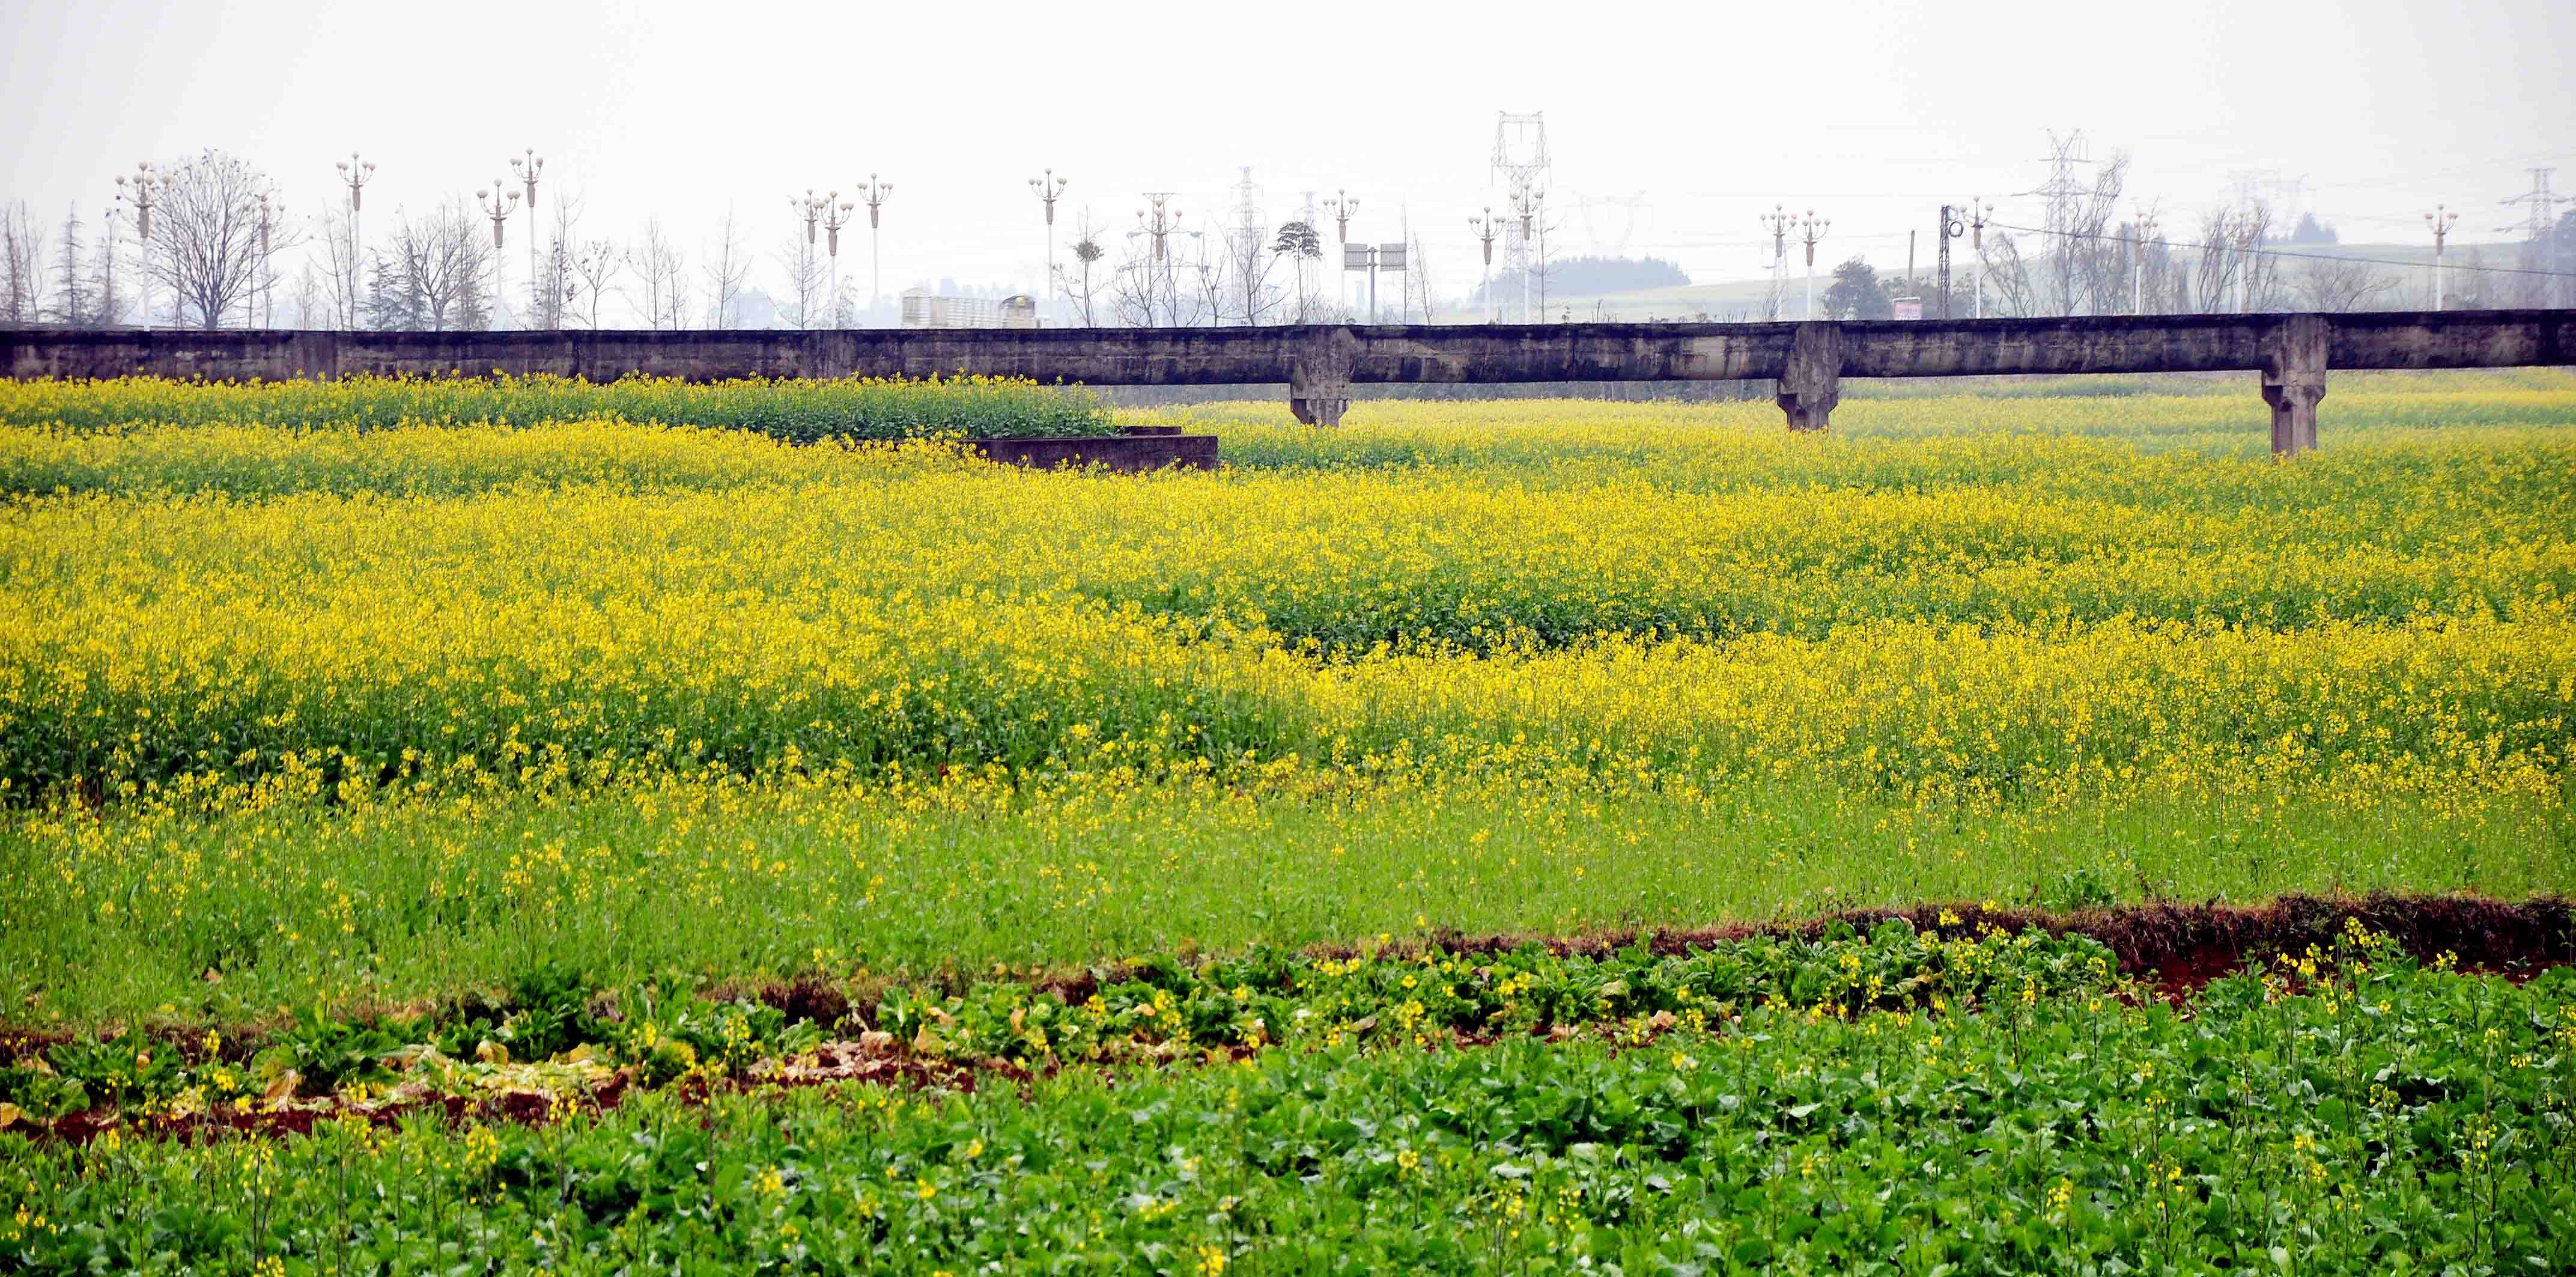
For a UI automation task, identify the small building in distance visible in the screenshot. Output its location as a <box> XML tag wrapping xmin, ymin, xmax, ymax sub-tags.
<box><xmin>901</xmin><ymin>291</ymin><xmax>1039</xmax><ymax>329</ymax></box>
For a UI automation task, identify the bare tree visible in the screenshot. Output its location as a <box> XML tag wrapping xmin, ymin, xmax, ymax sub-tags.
<box><xmin>774</xmin><ymin>232</ymin><xmax>828</xmax><ymax>329</ymax></box>
<box><xmin>1403</xmin><ymin>221</ymin><xmax>1437</xmax><ymax>323</ymax></box>
<box><xmin>1</xmin><ymin>201</ymin><xmax>42</xmax><ymax>324</ymax></box>
<box><xmin>1978</xmin><ymin>230</ymin><xmax>2042</xmax><ymax>318</ymax></box>
<box><xmin>89</xmin><ymin>204</ymin><xmax>126</xmax><ymax>326</ymax></box>
<box><xmin>568</xmin><ymin>239</ymin><xmax>622</xmax><ymax>328</ymax></box>
<box><xmin>1053</xmin><ymin>211</ymin><xmax>1108</xmax><ymax>327</ymax></box>
<box><xmin>2292</xmin><ymin>255</ymin><xmax>2395</xmax><ymax>311</ymax></box>
<box><xmin>625</xmin><ymin>217</ymin><xmax>691</xmax><ymax>330</ymax></box>
<box><xmin>372</xmin><ymin>201</ymin><xmax>492</xmax><ymax>331</ymax></box>
<box><xmin>145</xmin><ymin>150</ymin><xmax>297</xmax><ymax>329</ymax></box>
<box><xmin>704</xmin><ymin>207</ymin><xmax>750</xmax><ymax>328</ymax></box>
<box><xmin>527</xmin><ymin>190</ymin><xmax>583</xmax><ymax>331</ymax></box>
<box><xmin>315</xmin><ymin>207</ymin><xmax>366</xmax><ymax>329</ymax></box>
<box><xmin>289</xmin><ymin>261</ymin><xmax>324</xmax><ymax>329</ymax></box>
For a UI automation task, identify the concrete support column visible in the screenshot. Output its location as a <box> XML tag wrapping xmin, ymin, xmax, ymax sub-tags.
<box><xmin>2261</xmin><ymin>314</ymin><xmax>2330</xmax><ymax>457</ymax></box>
<box><xmin>1775</xmin><ymin>322</ymin><xmax>1843</xmax><ymax>431</ymax></box>
<box><xmin>1289</xmin><ymin>328</ymin><xmax>1355</xmax><ymax>427</ymax></box>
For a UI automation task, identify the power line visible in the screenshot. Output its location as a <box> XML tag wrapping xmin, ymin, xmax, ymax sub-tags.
<box><xmin>1986</xmin><ymin>219</ymin><xmax>2576</xmax><ymax>280</ymax></box>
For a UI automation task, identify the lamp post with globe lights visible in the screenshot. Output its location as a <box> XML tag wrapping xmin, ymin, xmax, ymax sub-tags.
<box><xmin>114</xmin><ymin>162</ymin><xmax>157</xmax><ymax>329</ymax></box>
<box><xmin>1796</xmin><ymin>209</ymin><xmax>1829</xmax><ymax>320</ymax></box>
<box><xmin>476</xmin><ymin>180</ymin><xmax>520</xmax><ymax>327</ymax></box>
<box><xmin>1468</xmin><ymin>208</ymin><xmax>1499</xmax><ymax>323</ymax></box>
<box><xmin>859</xmin><ymin>175</ymin><xmax>892</xmax><ymax>324</ymax></box>
<box><xmin>1029</xmin><ymin>169</ymin><xmax>1066</xmax><ymax>320</ymax></box>
<box><xmin>335</xmin><ymin>152</ymin><xmax>375</xmax><ymax>326</ymax></box>
<box><xmin>509</xmin><ymin>149</ymin><xmax>544</xmax><ymax>324</ymax></box>
<box><xmin>2425</xmin><ymin>205</ymin><xmax>2460</xmax><ymax>309</ymax></box>
<box><xmin>1324</xmin><ymin>190</ymin><xmax>1357</xmax><ymax>314</ymax></box>
<box><xmin>818</xmin><ymin>192</ymin><xmax>855</xmax><ymax>326</ymax></box>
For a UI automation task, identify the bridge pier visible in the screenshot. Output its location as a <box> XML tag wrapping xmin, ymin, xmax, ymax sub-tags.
<box><xmin>1775</xmin><ymin>322</ymin><xmax>1843</xmax><ymax>431</ymax></box>
<box><xmin>1782</xmin><ymin>324</ymin><xmax>1844</xmax><ymax>435</ymax></box>
<box><xmin>1289</xmin><ymin>329</ymin><xmax>1355</xmax><ymax>427</ymax></box>
<box><xmin>2262</xmin><ymin>315</ymin><xmax>2330</xmax><ymax>457</ymax></box>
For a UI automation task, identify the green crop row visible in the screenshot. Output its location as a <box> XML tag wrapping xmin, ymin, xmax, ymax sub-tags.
<box><xmin>0</xmin><ymin>373</ymin><xmax>1118</xmax><ymax>442</ymax></box>
<box><xmin>5</xmin><ymin>935</ymin><xmax>2569</xmax><ymax>1273</ymax></box>
<box><xmin>0</xmin><ymin>918</ymin><xmax>2119</xmax><ymax>1121</ymax></box>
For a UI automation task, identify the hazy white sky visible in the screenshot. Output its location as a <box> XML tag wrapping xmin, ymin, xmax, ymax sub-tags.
<box><xmin>2</xmin><ymin>0</ymin><xmax>2567</xmax><ymax>311</ymax></box>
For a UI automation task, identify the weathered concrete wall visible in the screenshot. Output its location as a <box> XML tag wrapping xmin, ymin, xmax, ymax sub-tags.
<box><xmin>967</xmin><ymin>432</ymin><xmax>1217</xmax><ymax>472</ymax></box>
<box><xmin>7</xmin><ymin>310</ymin><xmax>2568</xmax><ymax>453</ymax></box>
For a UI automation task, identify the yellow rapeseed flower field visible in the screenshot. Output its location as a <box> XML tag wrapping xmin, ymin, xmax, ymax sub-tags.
<box><xmin>0</xmin><ymin>374</ymin><xmax>2569</xmax><ymax>1019</ymax></box>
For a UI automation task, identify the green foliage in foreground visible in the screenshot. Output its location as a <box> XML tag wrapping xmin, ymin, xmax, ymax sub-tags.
<box><xmin>6</xmin><ymin>958</ymin><xmax>2571</xmax><ymax>1273</ymax></box>
<box><xmin>10</xmin><ymin>777</ymin><xmax>2568</xmax><ymax>1026</ymax></box>
<box><xmin>0</xmin><ymin>373</ymin><xmax>1118</xmax><ymax>442</ymax></box>
<box><xmin>1</xmin><ymin>919</ymin><xmax>2118</xmax><ymax>1118</ymax></box>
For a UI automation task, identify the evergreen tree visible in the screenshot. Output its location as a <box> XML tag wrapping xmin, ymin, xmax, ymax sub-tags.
<box><xmin>47</xmin><ymin>206</ymin><xmax>89</xmax><ymax>325</ymax></box>
<box><xmin>1822</xmin><ymin>258</ymin><xmax>1893</xmax><ymax>320</ymax></box>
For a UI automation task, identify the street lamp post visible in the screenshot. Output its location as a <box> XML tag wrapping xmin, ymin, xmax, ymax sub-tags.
<box><xmin>114</xmin><ymin>162</ymin><xmax>157</xmax><ymax>329</ymax></box>
<box><xmin>818</xmin><ymin>192</ymin><xmax>854</xmax><ymax>327</ymax></box>
<box><xmin>1796</xmin><ymin>209</ymin><xmax>1829</xmax><ymax>320</ymax></box>
<box><xmin>1760</xmin><ymin>204</ymin><xmax>1792</xmax><ymax>320</ymax></box>
<box><xmin>2424</xmin><ymin>205</ymin><xmax>2459</xmax><ymax>310</ymax></box>
<box><xmin>1028</xmin><ymin>168</ymin><xmax>1066</xmax><ymax>322</ymax></box>
<box><xmin>1134</xmin><ymin>194</ymin><xmax>1185</xmax><ymax>324</ymax></box>
<box><xmin>1508</xmin><ymin>183</ymin><xmax>1542</xmax><ymax>323</ymax></box>
<box><xmin>859</xmin><ymin>174</ymin><xmax>892</xmax><ymax>325</ymax></box>
<box><xmin>2131</xmin><ymin>210</ymin><xmax>2158</xmax><ymax>315</ymax></box>
<box><xmin>1468</xmin><ymin>208</ymin><xmax>1499</xmax><ymax>323</ymax></box>
<box><xmin>255</xmin><ymin>192</ymin><xmax>273</xmax><ymax>328</ymax></box>
<box><xmin>790</xmin><ymin>190</ymin><xmax>828</xmax><ymax>329</ymax></box>
<box><xmin>1968</xmin><ymin>198</ymin><xmax>1990</xmax><ymax>320</ymax></box>
<box><xmin>335</xmin><ymin>151</ymin><xmax>375</xmax><ymax>328</ymax></box>
<box><xmin>476</xmin><ymin>179</ymin><xmax>520</xmax><ymax>328</ymax></box>
<box><xmin>509</xmin><ymin>149</ymin><xmax>544</xmax><ymax>326</ymax></box>
<box><xmin>1324</xmin><ymin>190</ymin><xmax>1356</xmax><ymax>315</ymax></box>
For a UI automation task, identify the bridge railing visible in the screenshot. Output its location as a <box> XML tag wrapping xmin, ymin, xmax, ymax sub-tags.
<box><xmin>5</xmin><ymin>309</ymin><xmax>2568</xmax><ymax>454</ymax></box>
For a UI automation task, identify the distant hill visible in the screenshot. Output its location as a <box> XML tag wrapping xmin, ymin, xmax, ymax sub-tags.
<box><xmin>1475</xmin><ymin>255</ymin><xmax>1690</xmax><ymax>302</ymax></box>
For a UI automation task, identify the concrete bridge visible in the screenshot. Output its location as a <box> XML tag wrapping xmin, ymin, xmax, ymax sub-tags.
<box><xmin>6</xmin><ymin>309</ymin><xmax>2569</xmax><ymax>455</ymax></box>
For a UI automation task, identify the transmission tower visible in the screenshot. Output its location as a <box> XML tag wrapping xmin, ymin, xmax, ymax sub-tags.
<box><xmin>1578</xmin><ymin>192</ymin><xmax>1649</xmax><ymax>255</ymax></box>
<box><xmin>2022</xmin><ymin>129</ymin><xmax>2089</xmax><ymax>314</ymax></box>
<box><xmin>1491</xmin><ymin>111</ymin><xmax>1550</xmax><ymax>322</ymax></box>
<box><xmin>1229</xmin><ymin>165</ymin><xmax>1267</xmax><ymax>325</ymax></box>
<box><xmin>2497</xmin><ymin>166</ymin><xmax>2558</xmax><ymax>239</ymax></box>
<box><xmin>2499</xmin><ymin>167</ymin><xmax>2564</xmax><ymax>307</ymax></box>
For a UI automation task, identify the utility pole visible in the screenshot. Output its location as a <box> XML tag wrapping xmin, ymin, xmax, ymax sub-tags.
<box><xmin>819</xmin><ymin>192</ymin><xmax>855</xmax><ymax>327</ymax></box>
<box><xmin>476</xmin><ymin>178</ymin><xmax>520</xmax><ymax>328</ymax></box>
<box><xmin>2425</xmin><ymin>204</ymin><xmax>2459</xmax><ymax>310</ymax></box>
<box><xmin>2130</xmin><ymin>210</ymin><xmax>2157</xmax><ymax>315</ymax></box>
<box><xmin>1968</xmin><ymin>197</ymin><xmax>1990</xmax><ymax>320</ymax></box>
<box><xmin>114</xmin><ymin>162</ymin><xmax>157</xmax><ymax>330</ymax></box>
<box><xmin>1761</xmin><ymin>204</ymin><xmax>1791</xmax><ymax>320</ymax></box>
<box><xmin>1796</xmin><ymin>209</ymin><xmax>1828</xmax><ymax>320</ymax></box>
<box><xmin>1936</xmin><ymin>204</ymin><xmax>1964</xmax><ymax>319</ymax></box>
<box><xmin>509</xmin><ymin>148</ymin><xmax>543</xmax><ymax>326</ymax></box>
<box><xmin>1468</xmin><ymin>207</ymin><xmax>1499</xmax><ymax>323</ymax></box>
<box><xmin>1028</xmin><ymin>168</ymin><xmax>1065</xmax><ymax>322</ymax></box>
<box><xmin>335</xmin><ymin>151</ymin><xmax>375</xmax><ymax>328</ymax></box>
